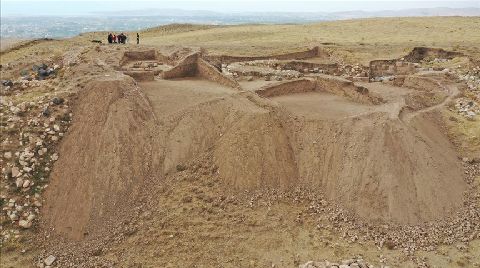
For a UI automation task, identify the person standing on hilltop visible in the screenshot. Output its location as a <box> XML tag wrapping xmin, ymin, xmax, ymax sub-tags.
<box><xmin>136</xmin><ymin>33</ymin><xmax>140</xmax><ymax>44</ymax></box>
<box><xmin>113</xmin><ymin>34</ymin><xmax>117</xmax><ymax>43</ymax></box>
<box><xmin>119</xmin><ymin>33</ymin><xmax>126</xmax><ymax>44</ymax></box>
<box><xmin>107</xmin><ymin>33</ymin><xmax>113</xmax><ymax>44</ymax></box>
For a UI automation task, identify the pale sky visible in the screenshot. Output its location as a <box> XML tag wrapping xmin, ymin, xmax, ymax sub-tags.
<box><xmin>1</xmin><ymin>0</ymin><xmax>479</xmax><ymax>16</ymax></box>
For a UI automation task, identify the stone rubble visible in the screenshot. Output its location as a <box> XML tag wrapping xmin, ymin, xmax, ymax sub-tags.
<box><xmin>299</xmin><ymin>257</ymin><xmax>379</xmax><ymax>268</ymax></box>
<box><xmin>1</xmin><ymin>62</ymin><xmax>73</xmax><ymax>247</ymax></box>
<box><xmin>454</xmin><ymin>97</ymin><xmax>479</xmax><ymax>120</ymax></box>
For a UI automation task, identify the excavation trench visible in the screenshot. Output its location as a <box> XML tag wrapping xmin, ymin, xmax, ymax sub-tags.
<box><xmin>43</xmin><ymin>72</ymin><xmax>467</xmax><ymax>241</ymax></box>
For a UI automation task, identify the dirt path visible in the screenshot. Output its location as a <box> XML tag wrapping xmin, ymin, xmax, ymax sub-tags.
<box><xmin>400</xmin><ymin>83</ymin><xmax>460</xmax><ymax>122</ymax></box>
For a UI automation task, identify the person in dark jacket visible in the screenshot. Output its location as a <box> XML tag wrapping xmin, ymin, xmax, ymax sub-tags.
<box><xmin>107</xmin><ymin>33</ymin><xmax>113</xmax><ymax>44</ymax></box>
<box><xmin>136</xmin><ymin>33</ymin><xmax>140</xmax><ymax>44</ymax></box>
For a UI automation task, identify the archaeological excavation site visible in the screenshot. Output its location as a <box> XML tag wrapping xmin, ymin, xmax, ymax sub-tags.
<box><xmin>1</xmin><ymin>20</ymin><xmax>480</xmax><ymax>268</ymax></box>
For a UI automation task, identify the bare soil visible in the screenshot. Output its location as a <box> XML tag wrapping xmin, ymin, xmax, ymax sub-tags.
<box><xmin>1</xmin><ymin>20</ymin><xmax>479</xmax><ymax>267</ymax></box>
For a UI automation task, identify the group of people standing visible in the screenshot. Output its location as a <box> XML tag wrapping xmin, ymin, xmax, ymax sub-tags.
<box><xmin>107</xmin><ymin>33</ymin><xmax>140</xmax><ymax>44</ymax></box>
<box><xmin>107</xmin><ymin>33</ymin><xmax>127</xmax><ymax>44</ymax></box>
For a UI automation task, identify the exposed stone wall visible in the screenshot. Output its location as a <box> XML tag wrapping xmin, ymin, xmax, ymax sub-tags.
<box><xmin>205</xmin><ymin>46</ymin><xmax>321</xmax><ymax>66</ymax></box>
<box><xmin>197</xmin><ymin>58</ymin><xmax>241</xmax><ymax>89</ymax></box>
<box><xmin>369</xmin><ymin>47</ymin><xmax>465</xmax><ymax>80</ymax></box>
<box><xmin>369</xmin><ymin>59</ymin><xmax>417</xmax><ymax>80</ymax></box>
<box><xmin>403</xmin><ymin>47</ymin><xmax>464</xmax><ymax>62</ymax></box>
<box><xmin>255</xmin><ymin>79</ymin><xmax>316</xmax><ymax>97</ymax></box>
<box><xmin>162</xmin><ymin>53</ymin><xmax>199</xmax><ymax>79</ymax></box>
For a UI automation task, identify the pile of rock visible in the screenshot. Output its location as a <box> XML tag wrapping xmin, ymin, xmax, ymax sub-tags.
<box><xmin>338</xmin><ymin>63</ymin><xmax>369</xmax><ymax>77</ymax></box>
<box><xmin>299</xmin><ymin>257</ymin><xmax>378</xmax><ymax>268</ymax></box>
<box><xmin>458</xmin><ymin>66</ymin><xmax>480</xmax><ymax>100</ymax></box>
<box><xmin>1</xmin><ymin>91</ymin><xmax>72</xmax><ymax>243</ymax></box>
<box><xmin>370</xmin><ymin>76</ymin><xmax>395</xmax><ymax>83</ymax></box>
<box><xmin>1</xmin><ymin>74</ymin><xmax>58</xmax><ymax>95</ymax></box>
<box><xmin>20</xmin><ymin>63</ymin><xmax>60</xmax><ymax>81</ymax></box>
<box><xmin>454</xmin><ymin>97</ymin><xmax>479</xmax><ymax>120</ymax></box>
<box><xmin>301</xmin><ymin>67</ymin><xmax>327</xmax><ymax>74</ymax></box>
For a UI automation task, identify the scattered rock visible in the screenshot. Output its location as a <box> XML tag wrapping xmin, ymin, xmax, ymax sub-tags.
<box><xmin>4</xmin><ymin>151</ymin><xmax>12</xmax><ymax>159</ymax></box>
<box><xmin>18</xmin><ymin>220</ymin><xmax>32</xmax><ymax>229</ymax></box>
<box><xmin>52</xmin><ymin>97</ymin><xmax>64</xmax><ymax>105</ymax></box>
<box><xmin>44</xmin><ymin>255</ymin><xmax>56</xmax><ymax>266</ymax></box>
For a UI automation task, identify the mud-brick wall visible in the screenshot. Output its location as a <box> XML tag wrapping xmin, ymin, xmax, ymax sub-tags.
<box><xmin>162</xmin><ymin>53</ymin><xmax>199</xmax><ymax>79</ymax></box>
<box><xmin>120</xmin><ymin>50</ymin><xmax>157</xmax><ymax>65</ymax></box>
<box><xmin>197</xmin><ymin>58</ymin><xmax>240</xmax><ymax>89</ymax></box>
<box><xmin>255</xmin><ymin>79</ymin><xmax>316</xmax><ymax>97</ymax></box>
<box><xmin>123</xmin><ymin>71</ymin><xmax>155</xmax><ymax>81</ymax></box>
<box><xmin>369</xmin><ymin>60</ymin><xmax>416</xmax><ymax>79</ymax></box>
<box><xmin>283</xmin><ymin>61</ymin><xmax>339</xmax><ymax>74</ymax></box>
<box><xmin>403</xmin><ymin>47</ymin><xmax>464</xmax><ymax>62</ymax></box>
<box><xmin>315</xmin><ymin>74</ymin><xmax>383</xmax><ymax>105</ymax></box>
<box><xmin>205</xmin><ymin>46</ymin><xmax>322</xmax><ymax>66</ymax></box>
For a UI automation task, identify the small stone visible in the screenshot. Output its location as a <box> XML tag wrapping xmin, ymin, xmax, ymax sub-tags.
<box><xmin>52</xmin><ymin>97</ymin><xmax>64</xmax><ymax>105</ymax></box>
<box><xmin>9</xmin><ymin>213</ymin><xmax>19</xmax><ymax>221</ymax></box>
<box><xmin>12</xmin><ymin>166</ymin><xmax>21</xmax><ymax>177</ymax></box>
<box><xmin>44</xmin><ymin>255</ymin><xmax>56</xmax><ymax>266</ymax></box>
<box><xmin>19</xmin><ymin>219</ymin><xmax>32</xmax><ymax>229</ymax></box>
<box><xmin>22</xmin><ymin>180</ymin><xmax>31</xmax><ymax>188</ymax></box>
<box><xmin>16</xmin><ymin>177</ymin><xmax>24</xmax><ymax>188</ymax></box>
<box><xmin>27</xmin><ymin>214</ymin><xmax>35</xmax><ymax>221</ymax></box>
<box><xmin>4</xmin><ymin>151</ymin><xmax>12</xmax><ymax>159</ymax></box>
<box><xmin>42</xmin><ymin>108</ymin><xmax>50</xmax><ymax>117</ymax></box>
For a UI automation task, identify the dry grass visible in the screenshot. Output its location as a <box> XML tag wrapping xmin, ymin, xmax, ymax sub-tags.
<box><xmin>135</xmin><ymin>17</ymin><xmax>480</xmax><ymax>64</ymax></box>
<box><xmin>444</xmin><ymin>110</ymin><xmax>480</xmax><ymax>157</ymax></box>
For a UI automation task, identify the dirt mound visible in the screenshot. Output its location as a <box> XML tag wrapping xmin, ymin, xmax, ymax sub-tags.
<box><xmin>43</xmin><ymin>75</ymin><xmax>158</xmax><ymax>240</ymax></box>
<box><xmin>42</xmin><ymin>68</ymin><xmax>467</xmax><ymax>245</ymax></box>
<box><xmin>214</xmin><ymin>108</ymin><xmax>298</xmax><ymax>189</ymax></box>
<box><xmin>280</xmin><ymin>111</ymin><xmax>465</xmax><ymax>224</ymax></box>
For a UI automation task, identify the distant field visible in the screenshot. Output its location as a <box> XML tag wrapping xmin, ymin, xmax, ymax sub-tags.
<box><xmin>132</xmin><ymin>17</ymin><xmax>480</xmax><ymax>64</ymax></box>
<box><xmin>3</xmin><ymin>17</ymin><xmax>480</xmax><ymax>65</ymax></box>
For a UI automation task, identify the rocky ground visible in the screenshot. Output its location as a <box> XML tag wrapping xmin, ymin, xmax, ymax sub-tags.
<box><xmin>1</xmin><ymin>63</ymin><xmax>71</xmax><ymax>235</ymax></box>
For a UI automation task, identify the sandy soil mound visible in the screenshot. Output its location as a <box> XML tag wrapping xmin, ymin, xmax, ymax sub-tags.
<box><xmin>280</xmin><ymin>110</ymin><xmax>465</xmax><ymax>224</ymax></box>
<box><xmin>43</xmin><ymin>75</ymin><xmax>158</xmax><ymax>240</ymax></box>
<box><xmin>42</xmin><ymin>64</ymin><xmax>467</xmax><ymax>244</ymax></box>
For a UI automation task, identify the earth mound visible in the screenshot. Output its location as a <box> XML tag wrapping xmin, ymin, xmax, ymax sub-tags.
<box><xmin>42</xmin><ymin>56</ymin><xmax>467</xmax><ymax>243</ymax></box>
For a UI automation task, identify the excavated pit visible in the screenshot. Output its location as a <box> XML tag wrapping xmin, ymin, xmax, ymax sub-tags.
<box><xmin>42</xmin><ymin>51</ymin><xmax>468</xmax><ymax>242</ymax></box>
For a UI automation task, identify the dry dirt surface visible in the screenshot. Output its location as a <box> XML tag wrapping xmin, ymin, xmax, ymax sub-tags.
<box><xmin>1</xmin><ymin>18</ymin><xmax>480</xmax><ymax>268</ymax></box>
